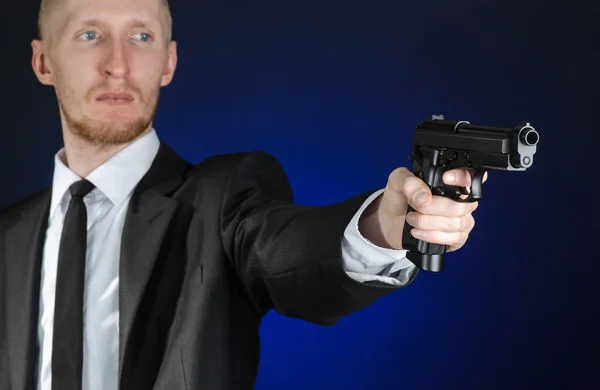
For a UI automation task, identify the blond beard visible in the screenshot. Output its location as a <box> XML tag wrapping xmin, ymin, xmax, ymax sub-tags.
<box><xmin>58</xmin><ymin>85</ymin><xmax>160</xmax><ymax>146</ymax></box>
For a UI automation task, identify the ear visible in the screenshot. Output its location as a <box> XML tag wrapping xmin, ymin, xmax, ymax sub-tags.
<box><xmin>160</xmin><ymin>40</ymin><xmax>178</xmax><ymax>87</ymax></box>
<box><xmin>31</xmin><ymin>40</ymin><xmax>54</xmax><ymax>86</ymax></box>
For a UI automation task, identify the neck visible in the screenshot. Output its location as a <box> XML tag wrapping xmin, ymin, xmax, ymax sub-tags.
<box><xmin>61</xmin><ymin>126</ymin><xmax>152</xmax><ymax>178</ymax></box>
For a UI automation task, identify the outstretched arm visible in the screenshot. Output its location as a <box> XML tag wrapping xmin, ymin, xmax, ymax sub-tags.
<box><xmin>220</xmin><ymin>152</ymin><xmax>403</xmax><ymax>325</ymax></box>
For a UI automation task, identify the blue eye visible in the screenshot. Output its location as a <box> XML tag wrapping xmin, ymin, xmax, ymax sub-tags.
<box><xmin>133</xmin><ymin>32</ymin><xmax>152</xmax><ymax>42</ymax></box>
<box><xmin>81</xmin><ymin>31</ymin><xmax>97</xmax><ymax>40</ymax></box>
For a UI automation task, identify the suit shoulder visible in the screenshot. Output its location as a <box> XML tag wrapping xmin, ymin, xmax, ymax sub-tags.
<box><xmin>196</xmin><ymin>150</ymin><xmax>282</xmax><ymax>169</ymax></box>
<box><xmin>0</xmin><ymin>187</ymin><xmax>51</xmax><ymax>225</ymax></box>
<box><xmin>183</xmin><ymin>150</ymin><xmax>292</xmax><ymax>201</ymax></box>
<box><xmin>185</xmin><ymin>151</ymin><xmax>286</xmax><ymax>181</ymax></box>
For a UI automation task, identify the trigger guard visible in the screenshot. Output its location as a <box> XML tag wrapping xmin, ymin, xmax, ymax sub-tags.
<box><xmin>447</xmin><ymin>168</ymin><xmax>486</xmax><ymax>203</ymax></box>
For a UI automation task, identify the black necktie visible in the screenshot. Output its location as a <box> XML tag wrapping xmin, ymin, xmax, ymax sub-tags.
<box><xmin>52</xmin><ymin>179</ymin><xmax>95</xmax><ymax>390</ymax></box>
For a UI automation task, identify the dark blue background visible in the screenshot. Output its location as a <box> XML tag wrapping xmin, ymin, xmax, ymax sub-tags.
<box><xmin>1</xmin><ymin>0</ymin><xmax>598</xmax><ymax>389</ymax></box>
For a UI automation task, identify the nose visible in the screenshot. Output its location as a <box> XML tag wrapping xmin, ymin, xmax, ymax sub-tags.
<box><xmin>102</xmin><ymin>40</ymin><xmax>130</xmax><ymax>79</ymax></box>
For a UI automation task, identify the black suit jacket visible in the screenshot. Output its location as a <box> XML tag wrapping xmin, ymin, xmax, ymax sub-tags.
<box><xmin>0</xmin><ymin>142</ymin><xmax>417</xmax><ymax>389</ymax></box>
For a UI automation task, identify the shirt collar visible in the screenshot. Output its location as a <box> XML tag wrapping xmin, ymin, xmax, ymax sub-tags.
<box><xmin>49</xmin><ymin>128</ymin><xmax>161</xmax><ymax>220</ymax></box>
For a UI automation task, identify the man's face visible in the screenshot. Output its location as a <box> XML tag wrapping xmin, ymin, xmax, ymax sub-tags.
<box><xmin>32</xmin><ymin>0</ymin><xmax>177</xmax><ymax>145</ymax></box>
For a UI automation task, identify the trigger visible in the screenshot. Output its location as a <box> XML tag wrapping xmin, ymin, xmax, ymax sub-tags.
<box><xmin>446</xmin><ymin>168</ymin><xmax>486</xmax><ymax>203</ymax></box>
<box><xmin>469</xmin><ymin>168</ymin><xmax>486</xmax><ymax>201</ymax></box>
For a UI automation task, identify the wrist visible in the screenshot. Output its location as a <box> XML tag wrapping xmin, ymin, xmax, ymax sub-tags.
<box><xmin>358</xmin><ymin>194</ymin><xmax>393</xmax><ymax>249</ymax></box>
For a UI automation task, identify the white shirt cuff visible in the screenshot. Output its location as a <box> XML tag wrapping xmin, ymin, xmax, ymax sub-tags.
<box><xmin>341</xmin><ymin>189</ymin><xmax>417</xmax><ymax>286</ymax></box>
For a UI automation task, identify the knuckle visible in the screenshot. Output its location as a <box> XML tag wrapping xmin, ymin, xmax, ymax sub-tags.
<box><xmin>406</xmin><ymin>176</ymin><xmax>425</xmax><ymax>192</ymax></box>
<box><xmin>388</xmin><ymin>167</ymin><xmax>409</xmax><ymax>182</ymax></box>
<box><xmin>386</xmin><ymin>174</ymin><xmax>403</xmax><ymax>194</ymax></box>
<box><xmin>468</xmin><ymin>215</ymin><xmax>475</xmax><ymax>231</ymax></box>
<box><xmin>395</xmin><ymin>167</ymin><xmax>411</xmax><ymax>175</ymax></box>
<box><xmin>453</xmin><ymin>233</ymin><xmax>463</xmax><ymax>246</ymax></box>
<box><xmin>458</xmin><ymin>215</ymin><xmax>474</xmax><ymax>232</ymax></box>
<box><xmin>448</xmin><ymin>217</ymin><xmax>462</xmax><ymax>231</ymax></box>
<box><xmin>387</xmin><ymin>167</ymin><xmax>412</xmax><ymax>194</ymax></box>
<box><xmin>453</xmin><ymin>203</ymin><xmax>468</xmax><ymax>217</ymax></box>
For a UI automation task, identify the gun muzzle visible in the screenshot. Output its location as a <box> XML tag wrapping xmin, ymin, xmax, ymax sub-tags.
<box><xmin>520</xmin><ymin>127</ymin><xmax>539</xmax><ymax>146</ymax></box>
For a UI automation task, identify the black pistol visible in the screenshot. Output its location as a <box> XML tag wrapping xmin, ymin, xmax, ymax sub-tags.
<box><xmin>402</xmin><ymin>114</ymin><xmax>539</xmax><ymax>272</ymax></box>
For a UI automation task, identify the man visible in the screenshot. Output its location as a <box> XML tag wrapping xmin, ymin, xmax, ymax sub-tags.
<box><xmin>0</xmin><ymin>0</ymin><xmax>481</xmax><ymax>389</ymax></box>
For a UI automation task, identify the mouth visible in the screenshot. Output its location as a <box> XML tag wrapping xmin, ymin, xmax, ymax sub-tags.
<box><xmin>96</xmin><ymin>92</ymin><xmax>135</xmax><ymax>105</ymax></box>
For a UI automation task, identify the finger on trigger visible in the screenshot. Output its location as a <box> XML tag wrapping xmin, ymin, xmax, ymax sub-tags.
<box><xmin>443</xmin><ymin>169</ymin><xmax>472</xmax><ymax>187</ymax></box>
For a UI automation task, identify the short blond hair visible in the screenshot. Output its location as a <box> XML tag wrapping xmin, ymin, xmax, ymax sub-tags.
<box><xmin>37</xmin><ymin>0</ymin><xmax>173</xmax><ymax>42</ymax></box>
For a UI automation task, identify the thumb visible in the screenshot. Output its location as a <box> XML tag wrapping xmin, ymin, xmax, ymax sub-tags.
<box><xmin>382</xmin><ymin>167</ymin><xmax>432</xmax><ymax>216</ymax></box>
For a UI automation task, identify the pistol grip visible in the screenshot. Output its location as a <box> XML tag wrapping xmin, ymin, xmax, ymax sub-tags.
<box><xmin>406</xmin><ymin>252</ymin><xmax>444</xmax><ymax>273</ymax></box>
<box><xmin>403</xmin><ymin>147</ymin><xmax>486</xmax><ymax>272</ymax></box>
<box><xmin>401</xmin><ymin>204</ymin><xmax>447</xmax><ymax>272</ymax></box>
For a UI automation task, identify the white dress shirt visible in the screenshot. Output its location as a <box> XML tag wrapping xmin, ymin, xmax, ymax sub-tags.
<box><xmin>36</xmin><ymin>128</ymin><xmax>416</xmax><ymax>390</ymax></box>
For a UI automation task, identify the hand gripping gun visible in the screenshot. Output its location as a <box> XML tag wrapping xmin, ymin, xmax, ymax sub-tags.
<box><xmin>401</xmin><ymin>114</ymin><xmax>539</xmax><ymax>272</ymax></box>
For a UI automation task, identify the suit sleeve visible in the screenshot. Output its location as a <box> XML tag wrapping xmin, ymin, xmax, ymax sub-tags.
<box><xmin>220</xmin><ymin>151</ymin><xmax>418</xmax><ymax>325</ymax></box>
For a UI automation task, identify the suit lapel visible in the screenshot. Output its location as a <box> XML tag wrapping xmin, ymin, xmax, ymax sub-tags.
<box><xmin>117</xmin><ymin>142</ymin><xmax>192</xmax><ymax>380</ymax></box>
<box><xmin>5</xmin><ymin>190</ymin><xmax>50</xmax><ymax>390</ymax></box>
<box><xmin>3</xmin><ymin>142</ymin><xmax>192</xmax><ymax>389</ymax></box>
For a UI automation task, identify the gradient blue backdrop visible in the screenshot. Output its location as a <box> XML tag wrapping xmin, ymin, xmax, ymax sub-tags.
<box><xmin>1</xmin><ymin>0</ymin><xmax>598</xmax><ymax>389</ymax></box>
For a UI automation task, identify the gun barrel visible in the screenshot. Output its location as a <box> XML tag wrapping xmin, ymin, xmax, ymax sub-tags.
<box><xmin>412</xmin><ymin>116</ymin><xmax>539</xmax><ymax>171</ymax></box>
